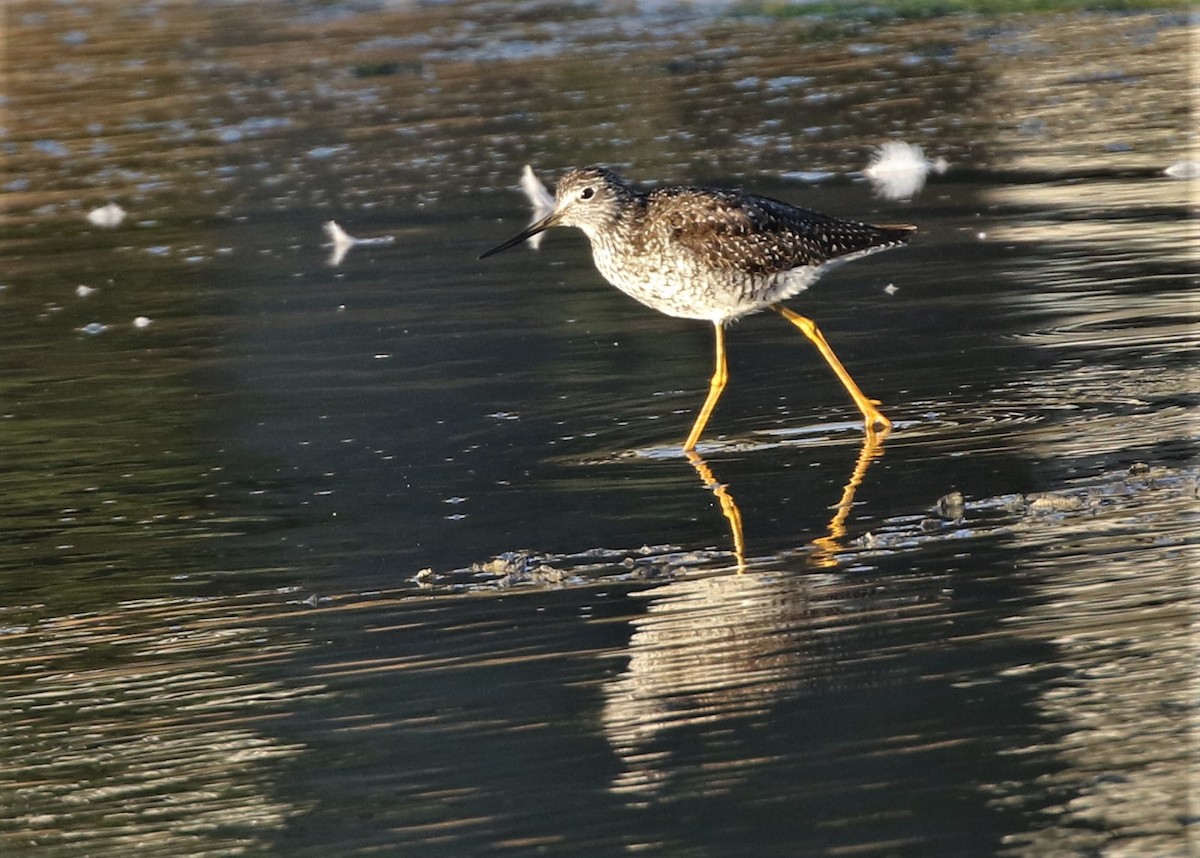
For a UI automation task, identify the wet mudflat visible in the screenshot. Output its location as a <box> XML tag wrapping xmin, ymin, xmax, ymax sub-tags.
<box><xmin>1</xmin><ymin>2</ymin><xmax>1195</xmax><ymax>855</ymax></box>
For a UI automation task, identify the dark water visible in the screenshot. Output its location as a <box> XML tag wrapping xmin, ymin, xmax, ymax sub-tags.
<box><xmin>1</xmin><ymin>2</ymin><xmax>1195</xmax><ymax>855</ymax></box>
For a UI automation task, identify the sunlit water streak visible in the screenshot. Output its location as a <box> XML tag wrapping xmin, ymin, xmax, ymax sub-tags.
<box><xmin>0</xmin><ymin>592</ymin><xmax>318</xmax><ymax>855</ymax></box>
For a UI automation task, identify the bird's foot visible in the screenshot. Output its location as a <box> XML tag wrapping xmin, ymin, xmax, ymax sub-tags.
<box><xmin>864</xmin><ymin>409</ymin><xmax>893</xmax><ymax>440</ymax></box>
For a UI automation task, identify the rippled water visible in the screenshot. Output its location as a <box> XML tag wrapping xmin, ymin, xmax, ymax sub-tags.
<box><xmin>1</xmin><ymin>2</ymin><xmax>1195</xmax><ymax>856</ymax></box>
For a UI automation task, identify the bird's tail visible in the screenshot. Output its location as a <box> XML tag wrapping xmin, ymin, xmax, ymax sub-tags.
<box><xmin>875</xmin><ymin>223</ymin><xmax>918</xmax><ymax>243</ymax></box>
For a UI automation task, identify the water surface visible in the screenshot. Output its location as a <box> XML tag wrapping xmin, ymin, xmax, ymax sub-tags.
<box><xmin>1</xmin><ymin>2</ymin><xmax>1195</xmax><ymax>855</ymax></box>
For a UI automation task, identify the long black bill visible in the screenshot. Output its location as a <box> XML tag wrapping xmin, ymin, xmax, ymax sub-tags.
<box><xmin>479</xmin><ymin>213</ymin><xmax>558</xmax><ymax>259</ymax></box>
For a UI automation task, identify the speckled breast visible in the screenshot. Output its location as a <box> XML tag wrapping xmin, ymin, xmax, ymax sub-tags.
<box><xmin>587</xmin><ymin>235</ymin><xmax>817</xmax><ymax>323</ymax></box>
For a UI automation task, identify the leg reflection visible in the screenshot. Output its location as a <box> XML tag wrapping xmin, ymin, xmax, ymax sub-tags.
<box><xmin>685</xmin><ymin>427</ymin><xmax>890</xmax><ymax>572</ymax></box>
<box><xmin>810</xmin><ymin>427</ymin><xmax>890</xmax><ymax>567</ymax></box>
<box><xmin>685</xmin><ymin>450</ymin><xmax>746</xmax><ymax>573</ymax></box>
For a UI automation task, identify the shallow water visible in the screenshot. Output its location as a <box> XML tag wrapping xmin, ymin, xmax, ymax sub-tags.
<box><xmin>1</xmin><ymin>2</ymin><xmax>1196</xmax><ymax>856</ymax></box>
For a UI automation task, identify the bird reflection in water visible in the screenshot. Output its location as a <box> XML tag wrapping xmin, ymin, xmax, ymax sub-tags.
<box><xmin>605</xmin><ymin>428</ymin><xmax>909</xmax><ymax>803</ymax></box>
<box><xmin>685</xmin><ymin>427</ymin><xmax>889</xmax><ymax>572</ymax></box>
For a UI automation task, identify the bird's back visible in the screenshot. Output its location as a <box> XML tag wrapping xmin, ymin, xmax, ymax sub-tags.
<box><xmin>642</xmin><ymin>186</ymin><xmax>912</xmax><ymax>273</ymax></box>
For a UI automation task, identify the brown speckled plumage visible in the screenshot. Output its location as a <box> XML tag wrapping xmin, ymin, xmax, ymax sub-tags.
<box><xmin>527</xmin><ymin>167</ymin><xmax>914</xmax><ymax>322</ymax></box>
<box><xmin>480</xmin><ymin>166</ymin><xmax>915</xmax><ymax>450</ymax></box>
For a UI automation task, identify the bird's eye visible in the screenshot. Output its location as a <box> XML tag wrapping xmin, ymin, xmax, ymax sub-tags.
<box><xmin>580</xmin><ymin>187</ymin><xmax>595</xmax><ymax>200</ymax></box>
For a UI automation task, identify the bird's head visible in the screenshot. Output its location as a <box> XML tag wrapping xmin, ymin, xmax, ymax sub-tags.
<box><xmin>480</xmin><ymin>166</ymin><xmax>633</xmax><ymax>258</ymax></box>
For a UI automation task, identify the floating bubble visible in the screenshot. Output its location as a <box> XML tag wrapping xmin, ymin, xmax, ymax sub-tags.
<box><xmin>863</xmin><ymin>141</ymin><xmax>948</xmax><ymax>201</ymax></box>
<box><xmin>86</xmin><ymin>202</ymin><xmax>126</xmax><ymax>228</ymax></box>
<box><xmin>519</xmin><ymin>164</ymin><xmax>555</xmax><ymax>250</ymax></box>
<box><xmin>1164</xmin><ymin>160</ymin><xmax>1199</xmax><ymax>179</ymax></box>
<box><xmin>323</xmin><ymin>220</ymin><xmax>394</xmax><ymax>266</ymax></box>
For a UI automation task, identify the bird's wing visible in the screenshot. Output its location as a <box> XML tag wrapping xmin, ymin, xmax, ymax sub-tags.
<box><xmin>653</xmin><ymin>188</ymin><xmax>911</xmax><ymax>275</ymax></box>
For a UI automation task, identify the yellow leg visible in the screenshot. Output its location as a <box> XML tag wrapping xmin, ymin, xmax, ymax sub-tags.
<box><xmin>686</xmin><ymin>451</ymin><xmax>746</xmax><ymax>573</ymax></box>
<box><xmin>683</xmin><ymin>322</ymin><xmax>728</xmax><ymax>451</ymax></box>
<box><xmin>773</xmin><ymin>305</ymin><xmax>892</xmax><ymax>437</ymax></box>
